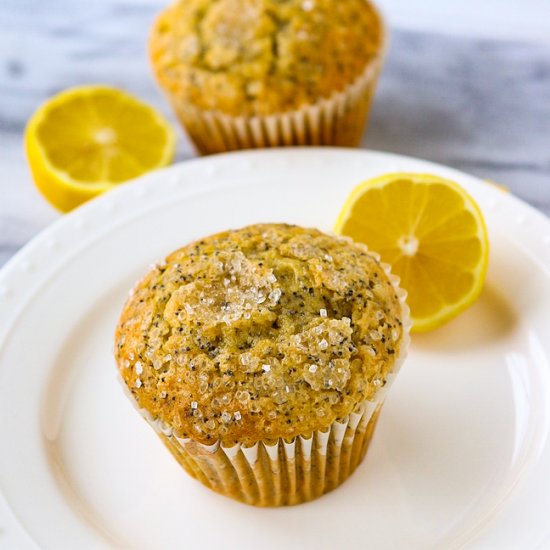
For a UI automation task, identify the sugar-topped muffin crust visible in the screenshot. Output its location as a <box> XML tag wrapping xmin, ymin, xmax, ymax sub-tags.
<box><xmin>115</xmin><ymin>224</ymin><xmax>404</xmax><ymax>446</ymax></box>
<box><xmin>150</xmin><ymin>0</ymin><xmax>384</xmax><ymax>116</ymax></box>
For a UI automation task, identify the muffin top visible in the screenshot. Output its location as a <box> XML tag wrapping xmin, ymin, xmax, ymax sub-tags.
<box><xmin>150</xmin><ymin>0</ymin><xmax>384</xmax><ymax>116</ymax></box>
<box><xmin>115</xmin><ymin>224</ymin><xmax>405</xmax><ymax>446</ymax></box>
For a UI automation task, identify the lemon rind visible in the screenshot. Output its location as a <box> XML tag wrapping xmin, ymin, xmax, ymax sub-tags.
<box><xmin>25</xmin><ymin>85</ymin><xmax>176</xmax><ymax>211</ymax></box>
<box><xmin>334</xmin><ymin>172</ymin><xmax>490</xmax><ymax>333</ymax></box>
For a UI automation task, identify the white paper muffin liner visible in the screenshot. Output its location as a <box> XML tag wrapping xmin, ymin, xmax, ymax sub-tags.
<box><xmin>119</xmin><ymin>250</ymin><xmax>410</xmax><ymax>506</ymax></box>
<box><xmin>156</xmin><ymin>9</ymin><xmax>388</xmax><ymax>156</ymax></box>
<box><xmin>168</xmin><ymin>56</ymin><xmax>384</xmax><ymax>155</ymax></box>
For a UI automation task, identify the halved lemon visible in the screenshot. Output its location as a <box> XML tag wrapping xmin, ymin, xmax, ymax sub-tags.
<box><xmin>335</xmin><ymin>173</ymin><xmax>489</xmax><ymax>332</ymax></box>
<box><xmin>25</xmin><ymin>85</ymin><xmax>176</xmax><ymax>212</ymax></box>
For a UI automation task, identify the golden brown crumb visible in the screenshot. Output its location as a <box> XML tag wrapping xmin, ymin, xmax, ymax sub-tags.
<box><xmin>150</xmin><ymin>0</ymin><xmax>384</xmax><ymax>116</ymax></box>
<box><xmin>115</xmin><ymin>224</ymin><xmax>404</xmax><ymax>446</ymax></box>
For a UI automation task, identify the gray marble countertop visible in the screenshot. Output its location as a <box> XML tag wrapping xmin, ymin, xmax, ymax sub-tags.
<box><xmin>1</xmin><ymin>0</ymin><xmax>550</xmax><ymax>268</ymax></box>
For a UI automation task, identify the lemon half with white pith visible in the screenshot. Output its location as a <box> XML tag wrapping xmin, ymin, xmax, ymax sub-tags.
<box><xmin>335</xmin><ymin>173</ymin><xmax>489</xmax><ymax>332</ymax></box>
<box><xmin>25</xmin><ymin>85</ymin><xmax>176</xmax><ymax>212</ymax></box>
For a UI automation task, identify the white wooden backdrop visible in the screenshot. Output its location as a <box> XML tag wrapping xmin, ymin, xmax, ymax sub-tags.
<box><xmin>1</xmin><ymin>0</ymin><xmax>550</xmax><ymax>266</ymax></box>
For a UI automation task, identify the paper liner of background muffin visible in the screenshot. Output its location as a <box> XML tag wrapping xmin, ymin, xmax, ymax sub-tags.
<box><xmin>153</xmin><ymin>12</ymin><xmax>387</xmax><ymax>155</ymax></box>
<box><xmin>117</xmin><ymin>244</ymin><xmax>411</xmax><ymax>507</ymax></box>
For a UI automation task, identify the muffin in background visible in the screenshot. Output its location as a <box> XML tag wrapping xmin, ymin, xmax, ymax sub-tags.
<box><xmin>149</xmin><ymin>0</ymin><xmax>386</xmax><ymax>154</ymax></box>
<box><xmin>115</xmin><ymin>224</ymin><xmax>409</xmax><ymax>506</ymax></box>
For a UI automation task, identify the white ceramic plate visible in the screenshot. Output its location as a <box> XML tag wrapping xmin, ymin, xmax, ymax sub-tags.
<box><xmin>1</xmin><ymin>149</ymin><xmax>550</xmax><ymax>550</ymax></box>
